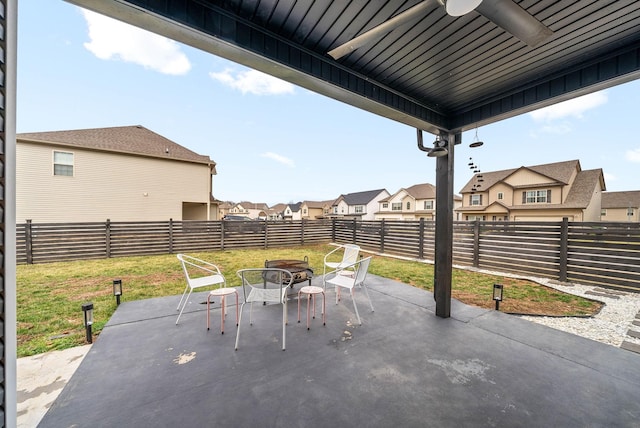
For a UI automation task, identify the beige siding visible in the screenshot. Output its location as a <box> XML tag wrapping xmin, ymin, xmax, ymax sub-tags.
<box><xmin>583</xmin><ymin>186</ymin><xmax>602</xmax><ymax>222</ymax></box>
<box><xmin>17</xmin><ymin>142</ymin><xmax>211</xmax><ymax>222</ymax></box>
<box><xmin>504</xmin><ymin>169</ymin><xmax>556</xmax><ymax>187</ymax></box>
<box><xmin>601</xmin><ymin>208</ymin><xmax>640</xmax><ymax>222</ymax></box>
<box><xmin>491</xmin><ymin>183</ymin><xmax>513</xmax><ymax>205</ymax></box>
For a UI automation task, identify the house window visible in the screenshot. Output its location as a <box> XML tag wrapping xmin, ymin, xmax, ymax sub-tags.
<box><xmin>53</xmin><ymin>151</ymin><xmax>74</xmax><ymax>176</ymax></box>
<box><xmin>601</xmin><ymin>209</ymin><xmax>607</xmax><ymax>216</ymax></box>
<box><xmin>355</xmin><ymin>205</ymin><xmax>364</xmax><ymax>214</ymax></box>
<box><xmin>628</xmin><ymin>208</ymin><xmax>635</xmax><ymax>216</ymax></box>
<box><xmin>406</xmin><ymin>202</ymin><xmax>411</xmax><ymax>210</ymax></box>
<box><xmin>303</xmin><ymin>209</ymin><xmax>307</xmax><ymax>214</ymax></box>
<box><xmin>523</xmin><ymin>190</ymin><xmax>551</xmax><ymax>204</ymax></box>
<box><xmin>391</xmin><ymin>203</ymin><xmax>402</xmax><ymax>211</ymax></box>
<box><xmin>470</xmin><ymin>194</ymin><xmax>482</xmax><ymax>206</ymax></box>
<box><xmin>424</xmin><ymin>201</ymin><xmax>433</xmax><ymax>210</ymax></box>
<box><xmin>382</xmin><ymin>203</ymin><xmax>388</xmax><ymax>209</ymax></box>
<box><xmin>333</xmin><ymin>207</ymin><xmax>338</xmax><ymax>214</ymax></box>
<box><xmin>497</xmin><ymin>192</ymin><xmax>503</xmax><ymax>200</ymax></box>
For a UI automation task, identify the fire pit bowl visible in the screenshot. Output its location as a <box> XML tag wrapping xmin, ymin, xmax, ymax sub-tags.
<box><xmin>264</xmin><ymin>257</ymin><xmax>313</xmax><ymax>287</ymax></box>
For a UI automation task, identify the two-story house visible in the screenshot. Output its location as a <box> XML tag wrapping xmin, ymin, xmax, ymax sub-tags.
<box><xmin>601</xmin><ymin>191</ymin><xmax>640</xmax><ymax>222</ymax></box>
<box><xmin>265</xmin><ymin>203</ymin><xmax>287</xmax><ymax>221</ymax></box>
<box><xmin>375</xmin><ymin>183</ymin><xmax>437</xmax><ymax>220</ymax></box>
<box><xmin>375</xmin><ymin>183</ymin><xmax>462</xmax><ymax>221</ymax></box>
<box><xmin>17</xmin><ymin>125</ymin><xmax>219</xmax><ymax>223</ymax></box>
<box><xmin>300</xmin><ymin>200</ymin><xmax>333</xmax><ymax>219</ymax></box>
<box><xmin>283</xmin><ymin>202</ymin><xmax>303</xmax><ymax>220</ymax></box>
<box><xmin>457</xmin><ymin>159</ymin><xmax>605</xmax><ymax>222</ymax></box>
<box><xmin>217</xmin><ymin>201</ymin><xmax>234</xmax><ymax>220</ymax></box>
<box><xmin>229</xmin><ymin>202</ymin><xmax>269</xmax><ymax>219</ymax></box>
<box><xmin>330</xmin><ymin>189</ymin><xmax>390</xmax><ymax>220</ymax></box>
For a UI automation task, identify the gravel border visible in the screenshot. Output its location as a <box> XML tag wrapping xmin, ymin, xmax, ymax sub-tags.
<box><xmin>462</xmin><ymin>266</ymin><xmax>640</xmax><ymax>348</ymax></box>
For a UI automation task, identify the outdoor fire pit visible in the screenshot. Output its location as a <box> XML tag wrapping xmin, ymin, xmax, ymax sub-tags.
<box><xmin>264</xmin><ymin>257</ymin><xmax>313</xmax><ymax>287</ymax></box>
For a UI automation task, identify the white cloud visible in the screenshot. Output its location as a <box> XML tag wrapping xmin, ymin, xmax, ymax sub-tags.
<box><xmin>81</xmin><ymin>9</ymin><xmax>191</xmax><ymax>75</ymax></box>
<box><xmin>261</xmin><ymin>152</ymin><xmax>295</xmax><ymax>167</ymax></box>
<box><xmin>209</xmin><ymin>68</ymin><xmax>295</xmax><ymax>95</ymax></box>
<box><xmin>625</xmin><ymin>148</ymin><xmax>640</xmax><ymax>163</ymax></box>
<box><xmin>529</xmin><ymin>91</ymin><xmax>608</xmax><ymax>122</ymax></box>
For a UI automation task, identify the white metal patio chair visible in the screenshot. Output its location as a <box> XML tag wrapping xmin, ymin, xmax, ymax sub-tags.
<box><xmin>235</xmin><ymin>268</ymin><xmax>293</xmax><ymax>351</ymax></box>
<box><xmin>176</xmin><ymin>254</ymin><xmax>234</xmax><ymax>327</ymax></box>
<box><xmin>324</xmin><ymin>256</ymin><xmax>374</xmax><ymax>325</ymax></box>
<box><xmin>322</xmin><ymin>244</ymin><xmax>360</xmax><ymax>286</ymax></box>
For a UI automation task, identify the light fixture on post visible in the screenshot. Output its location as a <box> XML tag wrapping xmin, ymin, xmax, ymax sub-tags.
<box><xmin>428</xmin><ymin>136</ymin><xmax>449</xmax><ymax>157</ymax></box>
<box><xmin>493</xmin><ymin>284</ymin><xmax>504</xmax><ymax>311</ymax></box>
<box><xmin>82</xmin><ymin>302</ymin><xmax>94</xmax><ymax>343</ymax></box>
<box><xmin>416</xmin><ymin>129</ymin><xmax>449</xmax><ymax>157</ymax></box>
<box><xmin>441</xmin><ymin>0</ymin><xmax>483</xmax><ymax>17</ymax></box>
<box><xmin>113</xmin><ymin>279</ymin><xmax>122</xmax><ymax>306</ymax></box>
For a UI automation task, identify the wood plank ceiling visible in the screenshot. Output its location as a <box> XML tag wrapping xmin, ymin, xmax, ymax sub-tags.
<box><xmin>67</xmin><ymin>0</ymin><xmax>640</xmax><ymax>135</ymax></box>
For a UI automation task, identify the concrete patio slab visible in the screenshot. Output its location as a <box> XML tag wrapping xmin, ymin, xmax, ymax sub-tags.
<box><xmin>38</xmin><ymin>275</ymin><xmax>640</xmax><ymax>427</ymax></box>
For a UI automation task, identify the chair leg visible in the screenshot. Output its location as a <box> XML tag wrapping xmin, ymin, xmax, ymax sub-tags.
<box><xmin>363</xmin><ymin>284</ymin><xmax>375</xmax><ymax>312</ymax></box>
<box><xmin>207</xmin><ymin>293</ymin><xmax>211</xmax><ymax>330</ymax></box>
<box><xmin>220</xmin><ymin>295</ymin><xmax>226</xmax><ymax>334</ymax></box>
<box><xmin>176</xmin><ymin>285</ymin><xmax>189</xmax><ymax>311</ymax></box>
<box><xmin>235</xmin><ymin>303</ymin><xmax>246</xmax><ymax>350</ymax></box>
<box><xmin>282</xmin><ymin>299</ymin><xmax>287</xmax><ymax>351</ymax></box>
<box><xmin>351</xmin><ymin>289</ymin><xmax>362</xmax><ymax>325</ymax></box>
<box><xmin>176</xmin><ymin>288</ymin><xmax>193</xmax><ymax>325</ymax></box>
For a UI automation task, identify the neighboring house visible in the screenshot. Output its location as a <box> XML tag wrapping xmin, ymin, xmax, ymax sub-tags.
<box><xmin>331</xmin><ymin>189</ymin><xmax>390</xmax><ymax>220</ymax></box>
<box><xmin>266</xmin><ymin>203</ymin><xmax>287</xmax><ymax>221</ymax></box>
<box><xmin>601</xmin><ymin>191</ymin><xmax>640</xmax><ymax>222</ymax></box>
<box><xmin>375</xmin><ymin>183</ymin><xmax>462</xmax><ymax>221</ymax></box>
<box><xmin>16</xmin><ymin>125</ymin><xmax>219</xmax><ymax>223</ymax></box>
<box><xmin>283</xmin><ymin>202</ymin><xmax>302</xmax><ymax>220</ymax></box>
<box><xmin>456</xmin><ymin>159</ymin><xmax>605</xmax><ymax>222</ymax></box>
<box><xmin>217</xmin><ymin>201</ymin><xmax>234</xmax><ymax>220</ymax></box>
<box><xmin>230</xmin><ymin>202</ymin><xmax>269</xmax><ymax>219</ymax></box>
<box><xmin>300</xmin><ymin>200</ymin><xmax>333</xmax><ymax>219</ymax></box>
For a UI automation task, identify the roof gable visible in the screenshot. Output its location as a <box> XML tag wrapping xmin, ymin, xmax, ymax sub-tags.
<box><xmin>460</xmin><ymin>160</ymin><xmax>581</xmax><ymax>194</ymax></box>
<box><xmin>337</xmin><ymin>189</ymin><xmax>388</xmax><ymax>206</ymax></box>
<box><xmin>17</xmin><ymin>125</ymin><xmax>213</xmax><ymax>166</ymax></box>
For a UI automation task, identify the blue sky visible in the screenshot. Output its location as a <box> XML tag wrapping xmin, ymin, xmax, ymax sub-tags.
<box><xmin>17</xmin><ymin>1</ymin><xmax>640</xmax><ymax>206</ymax></box>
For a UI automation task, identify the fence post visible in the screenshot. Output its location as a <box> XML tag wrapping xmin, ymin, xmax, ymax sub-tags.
<box><xmin>473</xmin><ymin>220</ymin><xmax>480</xmax><ymax>268</ymax></box>
<box><xmin>25</xmin><ymin>219</ymin><xmax>33</xmax><ymax>264</ymax></box>
<box><xmin>301</xmin><ymin>218</ymin><xmax>305</xmax><ymax>245</ymax></box>
<box><xmin>264</xmin><ymin>220</ymin><xmax>268</xmax><ymax>249</ymax></box>
<box><xmin>559</xmin><ymin>217</ymin><xmax>568</xmax><ymax>282</ymax></box>
<box><xmin>418</xmin><ymin>218</ymin><xmax>425</xmax><ymax>259</ymax></box>
<box><xmin>331</xmin><ymin>218</ymin><xmax>336</xmax><ymax>242</ymax></box>
<box><xmin>105</xmin><ymin>219</ymin><xmax>112</xmax><ymax>258</ymax></box>
<box><xmin>353</xmin><ymin>218</ymin><xmax>357</xmax><ymax>244</ymax></box>
<box><xmin>168</xmin><ymin>218</ymin><xmax>174</xmax><ymax>254</ymax></box>
<box><xmin>221</xmin><ymin>220</ymin><xmax>226</xmax><ymax>250</ymax></box>
<box><xmin>380</xmin><ymin>219</ymin><xmax>385</xmax><ymax>253</ymax></box>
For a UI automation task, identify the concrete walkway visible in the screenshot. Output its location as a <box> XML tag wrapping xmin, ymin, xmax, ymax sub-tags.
<box><xmin>17</xmin><ymin>345</ymin><xmax>91</xmax><ymax>428</ymax></box>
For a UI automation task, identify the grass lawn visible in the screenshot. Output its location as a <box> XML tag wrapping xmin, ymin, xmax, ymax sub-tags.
<box><xmin>16</xmin><ymin>244</ymin><xmax>603</xmax><ymax>357</ymax></box>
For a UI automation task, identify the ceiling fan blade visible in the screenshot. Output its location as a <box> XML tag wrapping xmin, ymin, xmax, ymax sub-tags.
<box><xmin>328</xmin><ymin>0</ymin><xmax>436</xmax><ymax>60</ymax></box>
<box><xmin>475</xmin><ymin>0</ymin><xmax>553</xmax><ymax>47</ymax></box>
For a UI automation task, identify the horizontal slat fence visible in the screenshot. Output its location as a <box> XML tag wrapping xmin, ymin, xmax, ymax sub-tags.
<box><xmin>16</xmin><ymin>218</ymin><xmax>640</xmax><ymax>292</ymax></box>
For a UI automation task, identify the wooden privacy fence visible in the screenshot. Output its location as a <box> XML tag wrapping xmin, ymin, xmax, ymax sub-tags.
<box><xmin>17</xmin><ymin>218</ymin><xmax>640</xmax><ymax>292</ymax></box>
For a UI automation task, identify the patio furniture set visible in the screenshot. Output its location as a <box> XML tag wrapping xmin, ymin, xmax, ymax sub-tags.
<box><xmin>175</xmin><ymin>244</ymin><xmax>374</xmax><ymax>350</ymax></box>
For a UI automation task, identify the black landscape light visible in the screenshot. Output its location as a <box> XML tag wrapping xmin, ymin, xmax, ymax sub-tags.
<box><xmin>113</xmin><ymin>279</ymin><xmax>122</xmax><ymax>305</ymax></box>
<box><xmin>493</xmin><ymin>284</ymin><xmax>504</xmax><ymax>311</ymax></box>
<box><xmin>82</xmin><ymin>302</ymin><xmax>94</xmax><ymax>343</ymax></box>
